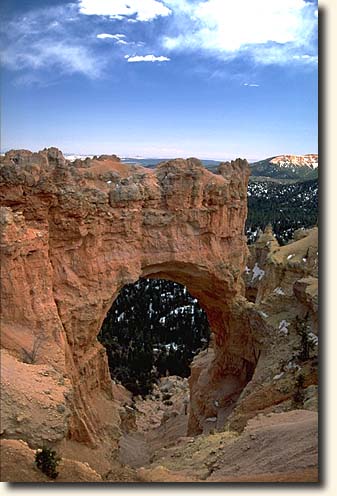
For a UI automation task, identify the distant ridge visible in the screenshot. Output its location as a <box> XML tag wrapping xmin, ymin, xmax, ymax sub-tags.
<box><xmin>250</xmin><ymin>154</ymin><xmax>318</xmax><ymax>180</ymax></box>
<box><xmin>63</xmin><ymin>153</ymin><xmax>318</xmax><ymax>181</ymax></box>
<box><xmin>120</xmin><ymin>154</ymin><xmax>318</xmax><ymax>181</ymax></box>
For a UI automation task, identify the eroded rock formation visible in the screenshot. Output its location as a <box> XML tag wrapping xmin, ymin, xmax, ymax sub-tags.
<box><xmin>1</xmin><ymin>148</ymin><xmax>254</xmax><ymax>447</ymax></box>
<box><xmin>229</xmin><ymin>225</ymin><xmax>318</xmax><ymax>431</ymax></box>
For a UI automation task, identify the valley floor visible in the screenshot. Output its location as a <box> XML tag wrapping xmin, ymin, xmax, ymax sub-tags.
<box><xmin>116</xmin><ymin>376</ymin><xmax>319</xmax><ymax>483</ymax></box>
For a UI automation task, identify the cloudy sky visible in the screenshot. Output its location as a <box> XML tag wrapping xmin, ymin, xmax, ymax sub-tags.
<box><xmin>1</xmin><ymin>0</ymin><xmax>318</xmax><ymax>160</ymax></box>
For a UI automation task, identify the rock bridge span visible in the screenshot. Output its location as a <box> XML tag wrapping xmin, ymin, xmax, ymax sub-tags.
<box><xmin>0</xmin><ymin>148</ymin><xmax>256</xmax><ymax>445</ymax></box>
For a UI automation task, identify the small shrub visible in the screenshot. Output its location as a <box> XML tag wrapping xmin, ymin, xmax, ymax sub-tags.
<box><xmin>21</xmin><ymin>332</ymin><xmax>45</xmax><ymax>364</ymax></box>
<box><xmin>35</xmin><ymin>447</ymin><xmax>60</xmax><ymax>479</ymax></box>
<box><xmin>294</xmin><ymin>316</ymin><xmax>315</xmax><ymax>362</ymax></box>
<box><xmin>292</xmin><ymin>373</ymin><xmax>305</xmax><ymax>408</ymax></box>
<box><xmin>162</xmin><ymin>393</ymin><xmax>172</xmax><ymax>401</ymax></box>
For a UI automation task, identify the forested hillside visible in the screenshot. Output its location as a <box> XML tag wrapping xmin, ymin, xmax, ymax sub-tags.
<box><xmin>98</xmin><ymin>279</ymin><xmax>210</xmax><ymax>396</ymax></box>
<box><xmin>246</xmin><ymin>178</ymin><xmax>318</xmax><ymax>244</ymax></box>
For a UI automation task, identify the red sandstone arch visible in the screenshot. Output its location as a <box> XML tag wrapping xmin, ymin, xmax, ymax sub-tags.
<box><xmin>0</xmin><ymin>148</ymin><xmax>255</xmax><ymax>445</ymax></box>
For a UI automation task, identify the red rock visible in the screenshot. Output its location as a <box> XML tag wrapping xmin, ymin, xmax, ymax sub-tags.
<box><xmin>0</xmin><ymin>148</ymin><xmax>251</xmax><ymax>445</ymax></box>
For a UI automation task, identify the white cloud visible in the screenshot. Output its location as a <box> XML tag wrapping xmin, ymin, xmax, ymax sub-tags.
<box><xmin>292</xmin><ymin>53</ymin><xmax>317</xmax><ymax>63</ymax></box>
<box><xmin>163</xmin><ymin>0</ymin><xmax>317</xmax><ymax>65</ymax></box>
<box><xmin>125</xmin><ymin>54</ymin><xmax>170</xmax><ymax>62</ymax></box>
<box><xmin>96</xmin><ymin>33</ymin><xmax>126</xmax><ymax>40</ymax></box>
<box><xmin>96</xmin><ymin>33</ymin><xmax>130</xmax><ymax>45</ymax></box>
<box><xmin>1</xmin><ymin>5</ymin><xmax>105</xmax><ymax>79</ymax></box>
<box><xmin>1</xmin><ymin>0</ymin><xmax>317</xmax><ymax>85</ymax></box>
<box><xmin>3</xmin><ymin>40</ymin><xmax>102</xmax><ymax>77</ymax></box>
<box><xmin>243</xmin><ymin>83</ymin><xmax>260</xmax><ymax>87</ymax></box>
<box><xmin>78</xmin><ymin>0</ymin><xmax>171</xmax><ymax>22</ymax></box>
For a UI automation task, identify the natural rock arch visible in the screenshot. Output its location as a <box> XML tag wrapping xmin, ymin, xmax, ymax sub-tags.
<box><xmin>0</xmin><ymin>148</ymin><xmax>257</xmax><ymax>445</ymax></box>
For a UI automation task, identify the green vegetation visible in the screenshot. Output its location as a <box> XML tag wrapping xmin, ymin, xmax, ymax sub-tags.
<box><xmin>98</xmin><ymin>279</ymin><xmax>210</xmax><ymax>397</ymax></box>
<box><xmin>292</xmin><ymin>373</ymin><xmax>305</xmax><ymax>408</ymax></box>
<box><xmin>35</xmin><ymin>447</ymin><xmax>60</xmax><ymax>479</ymax></box>
<box><xmin>246</xmin><ymin>179</ymin><xmax>318</xmax><ymax>244</ymax></box>
<box><xmin>294</xmin><ymin>316</ymin><xmax>316</xmax><ymax>362</ymax></box>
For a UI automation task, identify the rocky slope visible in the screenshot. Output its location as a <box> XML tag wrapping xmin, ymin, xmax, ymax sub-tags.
<box><xmin>135</xmin><ymin>409</ymin><xmax>318</xmax><ymax>483</ymax></box>
<box><xmin>0</xmin><ymin>374</ymin><xmax>318</xmax><ymax>483</ymax></box>
<box><xmin>0</xmin><ymin>148</ymin><xmax>318</xmax><ymax>482</ymax></box>
<box><xmin>131</xmin><ymin>227</ymin><xmax>319</xmax><ymax>482</ymax></box>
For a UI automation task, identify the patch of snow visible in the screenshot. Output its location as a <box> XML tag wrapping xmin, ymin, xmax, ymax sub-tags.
<box><xmin>65</xmin><ymin>154</ymin><xmax>94</xmax><ymax>161</ymax></box>
<box><xmin>285</xmin><ymin>361</ymin><xmax>300</xmax><ymax>371</ymax></box>
<box><xmin>107</xmin><ymin>180</ymin><xmax>112</xmax><ymax>184</ymax></box>
<box><xmin>117</xmin><ymin>312</ymin><xmax>125</xmax><ymax>322</ymax></box>
<box><xmin>287</xmin><ymin>254</ymin><xmax>295</xmax><ymax>260</ymax></box>
<box><xmin>163</xmin><ymin>343</ymin><xmax>178</xmax><ymax>351</ymax></box>
<box><xmin>308</xmin><ymin>332</ymin><xmax>318</xmax><ymax>346</ymax></box>
<box><xmin>273</xmin><ymin>287</ymin><xmax>285</xmax><ymax>296</ymax></box>
<box><xmin>258</xmin><ymin>311</ymin><xmax>268</xmax><ymax>318</ymax></box>
<box><xmin>279</xmin><ymin>320</ymin><xmax>290</xmax><ymax>335</ymax></box>
<box><xmin>252</xmin><ymin>263</ymin><xmax>265</xmax><ymax>281</ymax></box>
<box><xmin>205</xmin><ymin>417</ymin><xmax>217</xmax><ymax>422</ymax></box>
<box><xmin>169</xmin><ymin>305</ymin><xmax>192</xmax><ymax>315</ymax></box>
<box><xmin>273</xmin><ymin>372</ymin><xmax>284</xmax><ymax>380</ymax></box>
<box><xmin>245</xmin><ymin>266</ymin><xmax>250</xmax><ymax>274</ymax></box>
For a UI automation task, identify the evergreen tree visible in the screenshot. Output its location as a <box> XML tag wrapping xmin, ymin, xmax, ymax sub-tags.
<box><xmin>98</xmin><ymin>279</ymin><xmax>210</xmax><ymax>397</ymax></box>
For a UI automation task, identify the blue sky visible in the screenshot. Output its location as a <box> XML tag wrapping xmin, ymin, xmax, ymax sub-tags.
<box><xmin>0</xmin><ymin>0</ymin><xmax>318</xmax><ymax>160</ymax></box>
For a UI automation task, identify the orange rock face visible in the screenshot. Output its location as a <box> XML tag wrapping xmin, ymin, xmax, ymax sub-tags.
<box><xmin>0</xmin><ymin>148</ymin><xmax>253</xmax><ymax>445</ymax></box>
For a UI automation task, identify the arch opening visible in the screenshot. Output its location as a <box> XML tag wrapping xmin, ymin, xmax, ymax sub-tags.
<box><xmin>98</xmin><ymin>278</ymin><xmax>211</xmax><ymax>397</ymax></box>
<box><xmin>94</xmin><ymin>263</ymin><xmax>259</xmax><ymax>437</ymax></box>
